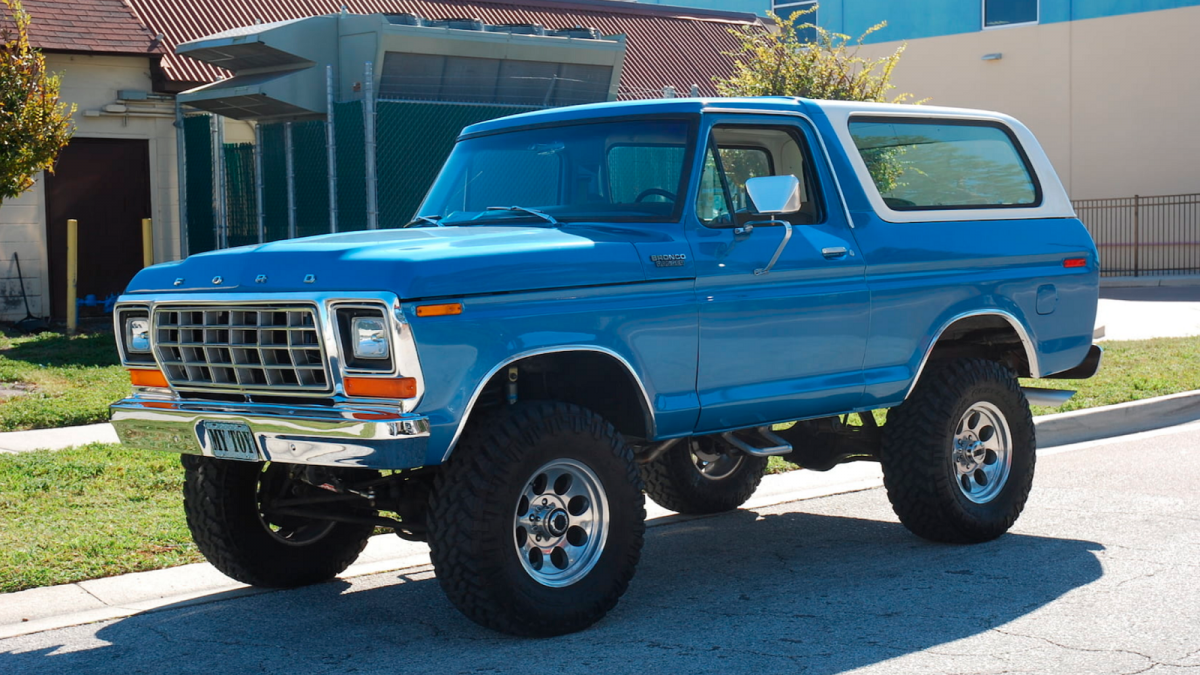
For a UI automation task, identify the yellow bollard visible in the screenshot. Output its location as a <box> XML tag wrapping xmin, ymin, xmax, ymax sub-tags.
<box><xmin>66</xmin><ymin>218</ymin><xmax>78</xmax><ymax>334</ymax></box>
<box><xmin>142</xmin><ymin>218</ymin><xmax>153</xmax><ymax>268</ymax></box>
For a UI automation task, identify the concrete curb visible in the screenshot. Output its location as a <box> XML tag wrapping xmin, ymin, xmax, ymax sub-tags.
<box><xmin>0</xmin><ymin>463</ymin><xmax>887</xmax><ymax>640</ymax></box>
<box><xmin>2</xmin><ymin>391</ymin><xmax>1198</xmax><ymax>640</ymax></box>
<box><xmin>1034</xmin><ymin>389</ymin><xmax>1200</xmax><ymax>448</ymax></box>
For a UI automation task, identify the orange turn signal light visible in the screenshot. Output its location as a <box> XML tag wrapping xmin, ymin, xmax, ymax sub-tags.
<box><xmin>344</xmin><ymin>376</ymin><xmax>417</xmax><ymax>399</ymax></box>
<box><xmin>415</xmin><ymin>303</ymin><xmax>462</xmax><ymax>318</ymax></box>
<box><xmin>129</xmin><ymin>369</ymin><xmax>169</xmax><ymax>388</ymax></box>
<box><xmin>1063</xmin><ymin>257</ymin><xmax>1088</xmax><ymax>268</ymax></box>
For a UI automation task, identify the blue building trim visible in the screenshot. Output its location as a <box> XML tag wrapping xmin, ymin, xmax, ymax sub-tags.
<box><xmin>815</xmin><ymin>0</ymin><xmax>1200</xmax><ymax>44</ymax></box>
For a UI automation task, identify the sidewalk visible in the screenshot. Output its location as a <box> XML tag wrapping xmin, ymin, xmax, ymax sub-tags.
<box><xmin>1096</xmin><ymin>286</ymin><xmax>1200</xmax><ymax>341</ymax></box>
<box><xmin>0</xmin><ymin>423</ymin><xmax>117</xmax><ymax>454</ymax></box>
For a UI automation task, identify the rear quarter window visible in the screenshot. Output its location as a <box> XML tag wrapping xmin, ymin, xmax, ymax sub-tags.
<box><xmin>849</xmin><ymin>117</ymin><xmax>1041</xmax><ymax>211</ymax></box>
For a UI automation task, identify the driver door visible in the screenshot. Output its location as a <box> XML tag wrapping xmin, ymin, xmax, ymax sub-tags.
<box><xmin>687</xmin><ymin>115</ymin><xmax>869</xmax><ymax>432</ymax></box>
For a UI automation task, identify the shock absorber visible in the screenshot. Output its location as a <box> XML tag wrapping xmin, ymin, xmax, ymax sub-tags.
<box><xmin>506</xmin><ymin>366</ymin><xmax>519</xmax><ymax>404</ymax></box>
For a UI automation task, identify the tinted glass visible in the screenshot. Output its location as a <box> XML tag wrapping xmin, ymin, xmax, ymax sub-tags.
<box><xmin>697</xmin><ymin>126</ymin><xmax>822</xmax><ymax>226</ymax></box>
<box><xmin>608</xmin><ymin>145</ymin><xmax>687</xmax><ymax>205</ymax></box>
<box><xmin>849</xmin><ymin>118</ymin><xmax>1040</xmax><ymax>210</ymax></box>
<box><xmin>985</xmin><ymin>0</ymin><xmax>1038</xmax><ymax>27</ymax></box>
<box><xmin>419</xmin><ymin>119</ymin><xmax>693</xmax><ymax>224</ymax></box>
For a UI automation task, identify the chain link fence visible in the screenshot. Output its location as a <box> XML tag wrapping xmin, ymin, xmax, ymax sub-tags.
<box><xmin>184</xmin><ymin>99</ymin><xmax>545</xmax><ymax>254</ymax></box>
<box><xmin>375</xmin><ymin>101</ymin><xmax>538</xmax><ymax>228</ymax></box>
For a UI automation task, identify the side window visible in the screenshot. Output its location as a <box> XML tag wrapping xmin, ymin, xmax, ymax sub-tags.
<box><xmin>849</xmin><ymin>117</ymin><xmax>1040</xmax><ymax>210</ymax></box>
<box><xmin>696</xmin><ymin>125</ymin><xmax>822</xmax><ymax>227</ymax></box>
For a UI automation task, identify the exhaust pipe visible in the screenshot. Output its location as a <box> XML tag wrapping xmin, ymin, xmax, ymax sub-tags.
<box><xmin>1021</xmin><ymin>387</ymin><xmax>1076</xmax><ymax>407</ymax></box>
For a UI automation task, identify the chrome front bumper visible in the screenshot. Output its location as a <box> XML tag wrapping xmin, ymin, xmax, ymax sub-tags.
<box><xmin>110</xmin><ymin>397</ymin><xmax>430</xmax><ymax>470</ymax></box>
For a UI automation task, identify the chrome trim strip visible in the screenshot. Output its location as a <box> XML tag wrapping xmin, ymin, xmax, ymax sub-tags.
<box><xmin>700</xmin><ymin>105</ymin><xmax>857</xmax><ymax>229</ymax></box>
<box><xmin>110</xmin><ymin>396</ymin><xmax>430</xmax><ymax>470</ymax></box>
<box><xmin>442</xmin><ymin>345</ymin><xmax>658</xmax><ymax>463</ymax></box>
<box><xmin>903</xmin><ymin>309</ymin><xmax>1042</xmax><ymax>401</ymax></box>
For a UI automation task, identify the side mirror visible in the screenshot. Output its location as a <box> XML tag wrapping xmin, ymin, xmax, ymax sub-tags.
<box><xmin>745</xmin><ymin>175</ymin><xmax>802</xmax><ymax>215</ymax></box>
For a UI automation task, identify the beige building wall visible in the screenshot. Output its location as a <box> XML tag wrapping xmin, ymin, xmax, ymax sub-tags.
<box><xmin>859</xmin><ymin>4</ymin><xmax>1200</xmax><ymax>201</ymax></box>
<box><xmin>0</xmin><ymin>52</ymin><xmax>179</xmax><ymax>321</ymax></box>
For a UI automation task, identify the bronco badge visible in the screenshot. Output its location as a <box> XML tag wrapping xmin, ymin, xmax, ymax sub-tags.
<box><xmin>649</xmin><ymin>254</ymin><xmax>687</xmax><ymax>268</ymax></box>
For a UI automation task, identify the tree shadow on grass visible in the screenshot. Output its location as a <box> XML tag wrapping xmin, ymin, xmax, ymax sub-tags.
<box><xmin>0</xmin><ymin>506</ymin><xmax>1104</xmax><ymax>675</ymax></box>
<box><xmin>1</xmin><ymin>331</ymin><xmax>120</xmax><ymax>370</ymax></box>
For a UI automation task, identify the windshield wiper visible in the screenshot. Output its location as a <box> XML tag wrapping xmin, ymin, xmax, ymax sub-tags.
<box><xmin>402</xmin><ymin>215</ymin><xmax>443</xmax><ymax>228</ymax></box>
<box><xmin>483</xmin><ymin>205</ymin><xmax>559</xmax><ymax>227</ymax></box>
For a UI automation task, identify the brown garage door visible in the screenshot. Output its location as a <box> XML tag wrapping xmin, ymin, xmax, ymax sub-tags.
<box><xmin>45</xmin><ymin>138</ymin><xmax>151</xmax><ymax>320</ymax></box>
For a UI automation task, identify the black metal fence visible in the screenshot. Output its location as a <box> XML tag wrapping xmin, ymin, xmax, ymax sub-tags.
<box><xmin>1074</xmin><ymin>193</ymin><xmax>1200</xmax><ymax>277</ymax></box>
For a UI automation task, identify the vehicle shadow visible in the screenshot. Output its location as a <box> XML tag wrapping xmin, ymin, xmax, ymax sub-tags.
<box><xmin>1</xmin><ymin>504</ymin><xmax>1104</xmax><ymax>675</ymax></box>
<box><xmin>1100</xmin><ymin>286</ymin><xmax>1200</xmax><ymax>302</ymax></box>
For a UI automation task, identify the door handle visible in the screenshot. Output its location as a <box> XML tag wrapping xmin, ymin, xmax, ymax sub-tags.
<box><xmin>822</xmin><ymin>246</ymin><xmax>849</xmax><ymax>260</ymax></box>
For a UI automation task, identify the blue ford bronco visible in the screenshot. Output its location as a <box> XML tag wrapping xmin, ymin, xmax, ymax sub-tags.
<box><xmin>111</xmin><ymin>97</ymin><xmax>1101</xmax><ymax>636</ymax></box>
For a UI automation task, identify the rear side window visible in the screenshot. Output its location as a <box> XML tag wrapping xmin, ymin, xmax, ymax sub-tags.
<box><xmin>849</xmin><ymin>117</ymin><xmax>1040</xmax><ymax>211</ymax></box>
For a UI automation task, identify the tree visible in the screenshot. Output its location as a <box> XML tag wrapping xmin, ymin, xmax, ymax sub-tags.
<box><xmin>716</xmin><ymin>4</ymin><xmax>918</xmax><ymax>104</ymax></box>
<box><xmin>1</xmin><ymin>0</ymin><xmax>74</xmax><ymax>202</ymax></box>
<box><xmin>717</xmin><ymin>5</ymin><xmax>922</xmax><ymax>193</ymax></box>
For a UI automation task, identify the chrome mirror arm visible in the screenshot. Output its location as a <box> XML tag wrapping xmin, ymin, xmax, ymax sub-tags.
<box><xmin>746</xmin><ymin>219</ymin><xmax>793</xmax><ymax>275</ymax></box>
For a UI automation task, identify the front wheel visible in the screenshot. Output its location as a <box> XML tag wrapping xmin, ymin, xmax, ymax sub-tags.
<box><xmin>427</xmin><ymin>402</ymin><xmax>646</xmax><ymax>637</ymax></box>
<box><xmin>880</xmin><ymin>358</ymin><xmax>1036</xmax><ymax>543</ymax></box>
<box><xmin>182</xmin><ymin>457</ymin><xmax>376</xmax><ymax>587</ymax></box>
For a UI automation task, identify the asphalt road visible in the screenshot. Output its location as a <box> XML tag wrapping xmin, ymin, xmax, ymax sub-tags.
<box><xmin>3</xmin><ymin>423</ymin><xmax>1198</xmax><ymax>675</ymax></box>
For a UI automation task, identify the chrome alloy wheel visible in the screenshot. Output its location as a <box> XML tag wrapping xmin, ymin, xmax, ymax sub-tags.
<box><xmin>691</xmin><ymin>439</ymin><xmax>744</xmax><ymax>481</ymax></box>
<box><xmin>952</xmin><ymin>402</ymin><xmax>1013</xmax><ymax>504</ymax></box>
<box><xmin>514</xmin><ymin>458</ymin><xmax>610</xmax><ymax>588</ymax></box>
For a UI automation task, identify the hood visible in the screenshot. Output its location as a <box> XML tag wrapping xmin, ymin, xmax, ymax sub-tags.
<box><xmin>126</xmin><ymin>225</ymin><xmax>658</xmax><ymax>298</ymax></box>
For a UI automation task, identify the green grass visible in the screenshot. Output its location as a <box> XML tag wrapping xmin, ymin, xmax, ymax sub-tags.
<box><xmin>1</xmin><ymin>336</ymin><xmax>1197</xmax><ymax>593</ymax></box>
<box><xmin>0</xmin><ymin>444</ymin><xmax>202</xmax><ymax>593</ymax></box>
<box><xmin>1024</xmin><ymin>336</ymin><xmax>1200</xmax><ymax>414</ymax></box>
<box><xmin>0</xmin><ymin>330</ymin><xmax>128</xmax><ymax>431</ymax></box>
<box><xmin>767</xmin><ymin>336</ymin><xmax>1200</xmax><ymax>475</ymax></box>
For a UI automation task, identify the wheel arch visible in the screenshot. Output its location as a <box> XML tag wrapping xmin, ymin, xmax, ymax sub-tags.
<box><xmin>904</xmin><ymin>310</ymin><xmax>1041</xmax><ymax>401</ymax></box>
<box><xmin>442</xmin><ymin>346</ymin><xmax>657</xmax><ymax>463</ymax></box>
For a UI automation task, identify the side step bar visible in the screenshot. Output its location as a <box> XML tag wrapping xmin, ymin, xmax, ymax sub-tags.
<box><xmin>1021</xmin><ymin>387</ymin><xmax>1076</xmax><ymax>407</ymax></box>
<box><xmin>721</xmin><ymin>427</ymin><xmax>793</xmax><ymax>457</ymax></box>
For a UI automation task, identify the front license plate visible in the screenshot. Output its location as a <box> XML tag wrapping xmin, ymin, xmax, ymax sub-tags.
<box><xmin>202</xmin><ymin>421</ymin><xmax>260</xmax><ymax>461</ymax></box>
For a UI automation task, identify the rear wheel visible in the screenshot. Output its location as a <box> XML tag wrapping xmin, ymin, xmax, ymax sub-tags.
<box><xmin>640</xmin><ymin>436</ymin><xmax>768</xmax><ymax>514</ymax></box>
<box><xmin>182</xmin><ymin>456</ymin><xmax>375</xmax><ymax>587</ymax></box>
<box><xmin>881</xmin><ymin>358</ymin><xmax>1036</xmax><ymax>543</ymax></box>
<box><xmin>427</xmin><ymin>402</ymin><xmax>645</xmax><ymax>637</ymax></box>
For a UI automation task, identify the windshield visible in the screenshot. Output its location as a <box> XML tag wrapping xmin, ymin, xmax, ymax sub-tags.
<box><xmin>416</xmin><ymin>118</ymin><xmax>695</xmax><ymax>225</ymax></box>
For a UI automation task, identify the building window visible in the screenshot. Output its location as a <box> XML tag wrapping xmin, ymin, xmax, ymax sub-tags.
<box><xmin>774</xmin><ymin>0</ymin><xmax>818</xmax><ymax>43</ymax></box>
<box><xmin>984</xmin><ymin>0</ymin><xmax>1039</xmax><ymax>29</ymax></box>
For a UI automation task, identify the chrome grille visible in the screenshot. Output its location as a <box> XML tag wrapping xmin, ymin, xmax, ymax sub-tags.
<box><xmin>153</xmin><ymin>305</ymin><xmax>330</xmax><ymax>393</ymax></box>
